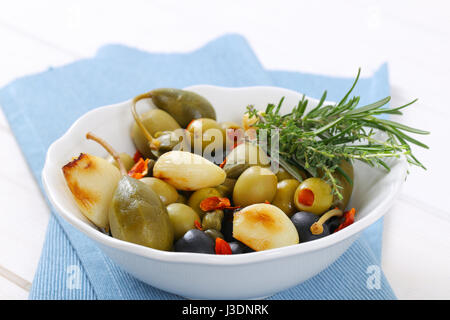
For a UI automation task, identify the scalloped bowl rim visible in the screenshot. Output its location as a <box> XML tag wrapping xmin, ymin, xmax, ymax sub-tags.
<box><xmin>42</xmin><ymin>85</ymin><xmax>407</xmax><ymax>266</ymax></box>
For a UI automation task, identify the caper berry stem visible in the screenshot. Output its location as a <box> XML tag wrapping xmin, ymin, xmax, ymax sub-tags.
<box><xmin>86</xmin><ymin>132</ymin><xmax>127</xmax><ymax>175</ymax></box>
<box><xmin>310</xmin><ymin>208</ymin><xmax>343</xmax><ymax>235</ymax></box>
<box><xmin>131</xmin><ymin>92</ymin><xmax>161</xmax><ymax>150</ymax></box>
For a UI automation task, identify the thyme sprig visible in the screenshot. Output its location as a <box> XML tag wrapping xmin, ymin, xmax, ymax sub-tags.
<box><xmin>247</xmin><ymin>69</ymin><xmax>429</xmax><ymax>199</ymax></box>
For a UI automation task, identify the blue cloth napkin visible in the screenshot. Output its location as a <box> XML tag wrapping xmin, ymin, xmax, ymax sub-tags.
<box><xmin>0</xmin><ymin>34</ymin><xmax>395</xmax><ymax>300</ymax></box>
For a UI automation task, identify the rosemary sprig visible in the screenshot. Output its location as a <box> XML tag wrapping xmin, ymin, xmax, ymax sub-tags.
<box><xmin>247</xmin><ymin>68</ymin><xmax>429</xmax><ymax>199</ymax></box>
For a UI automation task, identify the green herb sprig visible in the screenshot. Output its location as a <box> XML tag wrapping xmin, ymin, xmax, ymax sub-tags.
<box><xmin>247</xmin><ymin>69</ymin><xmax>429</xmax><ymax>199</ymax></box>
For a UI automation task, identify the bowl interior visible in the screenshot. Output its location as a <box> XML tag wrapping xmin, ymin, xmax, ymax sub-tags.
<box><xmin>42</xmin><ymin>85</ymin><xmax>407</xmax><ymax>262</ymax></box>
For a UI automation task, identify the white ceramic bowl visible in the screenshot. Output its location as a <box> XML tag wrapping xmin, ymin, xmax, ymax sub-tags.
<box><xmin>42</xmin><ymin>85</ymin><xmax>407</xmax><ymax>299</ymax></box>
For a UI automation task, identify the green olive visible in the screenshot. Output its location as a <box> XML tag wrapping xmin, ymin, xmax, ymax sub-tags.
<box><xmin>294</xmin><ymin>177</ymin><xmax>333</xmax><ymax>215</ymax></box>
<box><xmin>166</xmin><ymin>203</ymin><xmax>201</xmax><ymax>240</ymax></box>
<box><xmin>140</xmin><ymin>177</ymin><xmax>179</xmax><ymax>206</ymax></box>
<box><xmin>106</xmin><ymin>153</ymin><xmax>135</xmax><ymax>172</ymax></box>
<box><xmin>204</xmin><ymin>228</ymin><xmax>224</xmax><ymax>240</ymax></box>
<box><xmin>233</xmin><ymin>166</ymin><xmax>278</xmax><ymax>207</ymax></box>
<box><xmin>275</xmin><ymin>165</ymin><xmax>308</xmax><ymax>182</ymax></box>
<box><xmin>187</xmin><ymin>187</ymin><xmax>223</xmax><ymax>218</ymax></box>
<box><xmin>109</xmin><ymin>176</ymin><xmax>174</xmax><ymax>251</ymax></box>
<box><xmin>131</xmin><ymin>109</ymin><xmax>181</xmax><ymax>159</ymax></box>
<box><xmin>201</xmin><ymin>209</ymin><xmax>224</xmax><ymax>231</ymax></box>
<box><xmin>187</xmin><ymin>118</ymin><xmax>224</xmax><ymax>150</ymax></box>
<box><xmin>151</xmin><ymin>88</ymin><xmax>216</xmax><ymax>128</ymax></box>
<box><xmin>223</xmin><ymin>143</ymin><xmax>270</xmax><ymax>179</ymax></box>
<box><xmin>271</xmin><ymin>179</ymin><xmax>300</xmax><ymax>217</ymax></box>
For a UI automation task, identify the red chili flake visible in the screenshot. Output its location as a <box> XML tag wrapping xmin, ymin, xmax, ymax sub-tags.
<box><xmin>194</xmin><ymin>220</ymin><xmax>203</xmax><ymax>231</ymax></box>
<box><xmin>128</xmin><ymin>158</ymin><xmax>150</xmax><ymax>179</ymax></box>
<box><xmin>334</xmin><ymin>208</ymin><xmax>356</xmax><ymax>233</ymax></box>
<box><xmin>199</xmin><ymin>197</ymin><xmax>231</xmax><ymax>212</ymax></box>
<box><xmin>133</xmin><ymin>150</ymin><xmax>142</xmax><ymax>163</ymax></box>
<box><xmin>215</xmin><ymin>238</ymin><xmax>232</xmax><ymax>255</ymax></box>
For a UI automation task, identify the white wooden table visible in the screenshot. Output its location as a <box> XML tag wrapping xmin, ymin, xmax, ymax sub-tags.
<box><xmin>0</xmin><ymin>0</ymin><xmax>449</xmax><ymax>300</ymax></box>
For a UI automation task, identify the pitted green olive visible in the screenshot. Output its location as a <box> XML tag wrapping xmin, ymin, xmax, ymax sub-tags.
<box><xmin>106</xmin><ymin>153</ymin><xmax>135</xmax><ymax>172</ymax></box>
<box><xmin>130</xmin><ymin>109</ymin><xmax>181</xmax><ymax>159</ymax></box>
<box><xmin>271</xmin><ymin>179</ymin><xmax>300</xmax><ymax>217</ymax></box>
<box><xmin>151</xmin><ymin>88</ymin><xmax>216</xmax><ymax>128</ymax></box>
<box><xmin>140</xmin><ymin>177</ymin><xmax>179</xmax><ymax>206</ymax></box>
<box><xmin>187</xmin><ymin>187</ymin><xmax>223</xmax><ymax>218</ymax></box>
<box><xmin>233</xmin><ymin>166</ymin><xmax>278</xmax><ymax>207</ymax></box>
<box><xmin>201</xmin><ymin>209</ymin><xmax>224</xmax><ymax>231</ymax></box>
<box><xmin>294</xmin><ymin>177</ymin><xmax>333</xmax><ymax>215</ymax></box>
<box><xmin>166</xmin><ymin>203</ymin><xmax>201</xmax><ymax>240</ymax></box>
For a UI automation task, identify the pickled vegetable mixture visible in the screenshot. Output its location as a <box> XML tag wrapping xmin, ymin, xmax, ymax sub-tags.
<box><xmin>62</xmin><ymin>75</ymin><xmax>429</xmax><ymax>255</ymax></box>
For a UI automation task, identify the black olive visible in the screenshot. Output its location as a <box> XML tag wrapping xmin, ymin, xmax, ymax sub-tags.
<box><xmin>221</xmin><ymin>208</ymin><xmax>239</xmax><ymax>242</ymax></box>
<box><xmin>291</xmin><ymin>211</ymin><xmax>330</xmax><ymax>242</ymax></box>
<box><xmin>221</xmin><ymin>218</ymin><xmax>234</xmax><ymax>242</ymax></box>
<box><xmin>229</xmin><ymin>241</ymin><xmax>253</xmax><ymax>254</ymax></box>
<box><xmin>326</xmin><ymin>215</ymin><xmax>342</xmax><ymax>234</ymax></box>
<box><xmin>174</xmin><ymin>229</ymin><xmax>215</xmax><ymax>254</ymax></box>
